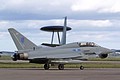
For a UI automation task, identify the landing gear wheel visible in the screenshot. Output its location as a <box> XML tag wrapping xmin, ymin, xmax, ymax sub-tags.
<box><xmin>44</xmin><ymin>64</ymin><xmax>50</xmax><ymax>70</ymax></box>
<box><xmin>12</xmin><ymin>53</ymin><xmax>17</xmax><ymax>61</ymax></box>
<box><xmin>80</xmin><ymin>66</ymin><xmax>84</xmax><ymax>70</ymax></box>
<box><xmin>58</xmin><ymin>64</ymin><xmax>64</xmax><ymax>70</ymax></box>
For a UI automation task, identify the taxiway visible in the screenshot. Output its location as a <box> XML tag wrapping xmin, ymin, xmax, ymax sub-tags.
<box><xmin>0</xmin><ymin>68</ymin><xmax>119</xmax><ymax>80</ymax></box>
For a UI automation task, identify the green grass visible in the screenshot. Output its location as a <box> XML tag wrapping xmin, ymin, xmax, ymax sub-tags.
<box><xmin>0</xmin><ymin>56</ymin><xmax>11</xmax><ymax>60</ymax></box>
<box><xmin>81</xmin><ymin>63</ymin><xmax>120</xmax><ymax>68</ymax></box>
<box><xmin>0</xmin><ymin>62</ymin><xmax>119</xmax><ymax>68</ymax></box>
<box><xmin>65</xmin><ymin>63</ymin><xmax>120</xmax><ymax>68</ymax></box>
<box><xmin>0</xmin><ymin>62</ymin><xmax>43</xmax><ymax>68</ymax></box>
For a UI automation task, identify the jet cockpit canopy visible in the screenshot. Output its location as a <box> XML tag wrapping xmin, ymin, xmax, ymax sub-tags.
<box><xmin>78</xmin><ymin>42</ymin><xmax>100</xmax><ymax>47</ymax></box>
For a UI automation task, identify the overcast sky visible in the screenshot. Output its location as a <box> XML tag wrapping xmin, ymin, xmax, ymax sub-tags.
<box><xmin>0</xmin><ymin>0</ymin><xmax>120</xmax><ymax>51</ymax></box>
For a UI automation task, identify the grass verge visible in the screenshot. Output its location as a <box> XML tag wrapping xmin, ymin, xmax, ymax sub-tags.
<box><xmin>0</xmin><ymin>62</ymin><xmax>120</xmax><ymax>68</ymax></box>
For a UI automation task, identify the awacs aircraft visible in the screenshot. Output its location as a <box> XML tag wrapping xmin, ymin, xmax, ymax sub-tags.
<box><xmin>41</xmin><ymin>17</ymin><xmax>69</xmax><ymax>47</ymax></box>
<box><xmin>8</xmin><ymin>18</ymin><xmax>112</xmax><ymax>70</ymax></box>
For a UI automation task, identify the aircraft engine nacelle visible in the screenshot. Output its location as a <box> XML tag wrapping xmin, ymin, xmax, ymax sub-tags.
<box><xmin>12</xmin><ymin>53</ymin><xmax>28</xmax><ymax>61</ymax></box>
<box><xmin>98</xmin><ymin>53</ymin><xmax>108</xmax><ymax>59</ymax></box>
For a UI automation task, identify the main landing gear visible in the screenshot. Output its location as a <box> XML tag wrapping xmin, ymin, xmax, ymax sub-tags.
<box><xmin>44</xmin><ymin>64</ymin><xmax>50</xmax><ymax>70</ymax></box>
<box><xmin>58</xmin><ymin>64</ymin><xmax>64</xmax><ymax>70</ymax></box>
<box><xmin>44</xmin><ymin>64</ymin><xmax>64</xmax><ymax>70</ymax></box>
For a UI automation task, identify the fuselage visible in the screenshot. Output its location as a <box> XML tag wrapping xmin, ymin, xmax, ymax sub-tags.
<box><xmin>27</xmin><ymin>42</ymin><xmax>112</xmax><ymax>60</ymax></box>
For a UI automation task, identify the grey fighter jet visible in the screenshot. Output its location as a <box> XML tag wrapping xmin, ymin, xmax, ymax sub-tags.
<box><xmin>8</xmin><ymin>18</ymin><xmax>112</xmax><ymax>70</ymax></box>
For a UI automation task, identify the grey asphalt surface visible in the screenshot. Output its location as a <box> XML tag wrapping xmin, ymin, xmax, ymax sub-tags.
<box><xmin>0</xmin><ymin>68</ymin><xmax>120</xmax><ymax>80</ymax></box>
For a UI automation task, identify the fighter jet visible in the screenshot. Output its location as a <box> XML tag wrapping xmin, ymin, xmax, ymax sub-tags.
<box><xmin>8</xmin><ymin>17</ymin><xmax>112</xmax><ymax>70</ymax></box>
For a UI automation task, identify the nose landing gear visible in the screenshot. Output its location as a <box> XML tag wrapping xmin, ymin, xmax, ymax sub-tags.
<box><xmin>80</xmin><ymin>65</ymin><xmax>84</xmax><ymax>70</ymax></box>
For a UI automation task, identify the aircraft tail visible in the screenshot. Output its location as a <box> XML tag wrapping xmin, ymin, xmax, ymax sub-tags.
<box><xmin>60</xmin><ymin>16</ymin><xmax>67</xmax><ymax>45</ymax></box>
<box><xmin>8</xmin><ymin>28</ymin><xmax>38</xmax><ymax>50</ymax></box>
